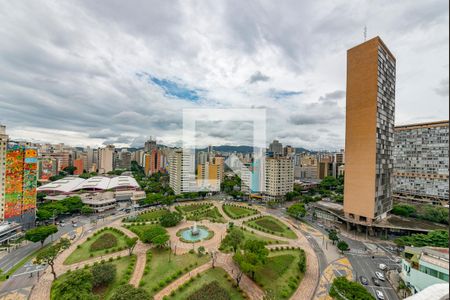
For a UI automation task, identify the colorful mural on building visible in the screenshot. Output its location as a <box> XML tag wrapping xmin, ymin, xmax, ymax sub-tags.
<box><xmin>39</xmin><ymin>158</ymin><xmax>56</xmax><ymax>181</ymax></box>
<box><xmin>23</xmin><ymin>148</ymin><xmax>38</xmax><ymax>211</ymax></box>
<box><xmin>4</xmin><ymin>145</ymin><xmax>37</xmax><ymax>219</ymax></box>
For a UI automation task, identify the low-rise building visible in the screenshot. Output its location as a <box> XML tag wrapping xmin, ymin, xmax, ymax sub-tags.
<box><xmin>401</xmin><ymin>246</ymin><xmax>449</xmax><ymax>295</ymax></box>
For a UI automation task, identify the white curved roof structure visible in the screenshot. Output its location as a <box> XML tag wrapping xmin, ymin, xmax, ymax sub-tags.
<box><xmin>38</xmin><ymin>176</ymin><xmax>140</xmax><ymax>193</ymax></box>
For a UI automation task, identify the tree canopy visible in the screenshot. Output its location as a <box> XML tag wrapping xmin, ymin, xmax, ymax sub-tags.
<box><xmin>51</xmin><ymin>269</ymin><xmax>96</xmax><ymax>300</ymax></box>
<box><xmin>287</xmin><ymin>202</ymin><xmax>306</xmax><ymax>219</ymax></box>
<box><xmin>35</xmin><ymin>238</ymin><xmax>70</xmax><ymax>280</ymax></box>
<box><xmin>329</xmin><ymin>276</ymin><xmax>375</xmax><ymax>300</ymax></box>
<box><xmin>395</xmin><ymin>230</ymin><xmax>449</xmax><ymax>248</ymax></box>
<box><xmin>233</xmin><ymin>239</ymin><xmax>269</xmax><ymax>279</ymax></box>
<box><xmin>25</xmin><ymin>225</ymin><xmax>58</xmax><ymax>247</ymax></box>
<box><xmin>159</xmin><ymin>212</ymin><xmax>183</xmax><ymax>227</ymax></box>
<box><xmin>222</xmin><ymin>228</ymin><xmax>245</xmax><ymax>253</ymax></box>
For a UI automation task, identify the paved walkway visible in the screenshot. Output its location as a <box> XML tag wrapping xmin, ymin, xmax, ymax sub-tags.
<box><xmin>314</xmin><ymin>257</ymin><xmax>353</xmax><ymax>300</ymax></box>
<box><xmin>29</xmin><ymin>220</ymin><xmax>149</xmax><ymax>300</ymax></box>
<box><xmin>28</xmin><ymin>201</ymin><xmax>322</xmax><ymax>300</ymax></box>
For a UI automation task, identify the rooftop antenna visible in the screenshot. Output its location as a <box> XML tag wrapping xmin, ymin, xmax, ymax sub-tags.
<box><xmin>364</xmin><ymin>25</ymin><xmax>367</xmax><ymax>42</ymax></box>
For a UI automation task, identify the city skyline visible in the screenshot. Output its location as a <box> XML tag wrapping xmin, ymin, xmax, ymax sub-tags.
<box><xmin>0</xmin><ymin>1</ymin><xmax>448</xmax><ymax>150</ymax></box>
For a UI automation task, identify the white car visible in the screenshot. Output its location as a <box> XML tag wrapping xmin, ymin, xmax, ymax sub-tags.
<box><xmin>375</xmin><ymin>271</ymin><xmax>385</xmax><ymax>281</ymax></box>
<box><xmin>378</xmin><ymin>263</ymin><xmax>387</xmax><ymax>270</ymax></box>
<box><xmin>375</xmin><ymin>290</ymin><xmax>385</xmax><ymax>300</ymax></box>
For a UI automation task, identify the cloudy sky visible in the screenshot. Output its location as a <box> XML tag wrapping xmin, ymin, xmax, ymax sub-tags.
<box><xmin>0</xmin><ymin>0</ymin><xmax>448</xmax><ymax>150</ymax></box>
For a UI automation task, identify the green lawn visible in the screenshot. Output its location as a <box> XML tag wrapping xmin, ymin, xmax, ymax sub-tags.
<box><xmin>140</xmin><ymin>248</ymin><xmax>211</xmax><ymax>296</ymax></box>
<box><xmin>52</xmin><ymin>255</ymin><xmax>135</xmax><ymax>300</ymax></box>
<box><xmin>126</xmin><ymin>224</ymin><xmax>160</xmax><ymax>241</ymax></box>
<box><xmin>223</xmin><ymin>204</ymin><xmax>258</xmax><ymax>219</ymax></box>
<box><xmin>176</xmin><ymin>203</ymin><xmax>213</xmax><ymax>214</ymax></box>
<box><xmin>165</xmin><ymin>268</ymin><xmax>245</xmax><ymax>300</ymax></box>
<box><xmin>187</xmin><ymin>207</ymin><xmax>226</xmax><ymax>223</ymax></box>
<box><xmin>134</xmin><ymin>209</ymin><xmax>169</xmax><ymax>222</ymax></box>
<box><xmin>220</xmin><ymin>228</ymin><xmax>284</xmax><ymax>253</ymax></box>
<box><xmin>64</xmin><ymin>229</ymin><xmax>128</xmax><ymax>265</ymax></box>
<box><xmin>245</xmin><ymin>216</ymin><xmax>297</xmax><ymax>239</ymax></box>
<box><xmin>254</xmin><ymin>250</ymin><xmax>304</xmax><ymax>300</ymax></box>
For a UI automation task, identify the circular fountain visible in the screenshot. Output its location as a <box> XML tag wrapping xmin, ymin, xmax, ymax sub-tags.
<box><xmin>178</xmin><ymin>223</ymin><xmax>211</xmax><ymax>243</ymax></box>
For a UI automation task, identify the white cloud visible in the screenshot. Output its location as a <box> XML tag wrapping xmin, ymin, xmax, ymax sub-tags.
<box><xmin>0</xmin><ymin>0</ymin><xmax>448</xmax><ymax>150</ymax></box>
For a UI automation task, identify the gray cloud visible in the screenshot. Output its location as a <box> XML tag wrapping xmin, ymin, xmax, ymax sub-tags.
<box><xmin>249</xmin><ymin>71</ymin><xmax>270</xmax><ymax>84</ymax></box>
<box><xmin>434</xmin><ymin>78</ymin><xmax>449</xmax><ymax>97</ymax></box>
<box><xmin>0</xmin><ymin>0</ymin><xmax>448</xmax><ymax>150</ymax></box>
<box><xmin>319</xmin><ymin>90</ymin><xmax>346</xmax><ymax>102</ymax></box>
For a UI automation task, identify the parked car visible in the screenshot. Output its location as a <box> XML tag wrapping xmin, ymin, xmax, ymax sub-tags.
<box><xmin>378</xmin><ymin>263</ymin><xmax>387</xmax><ymax>271</ymax></box>
<box><xmin>372</xmin><ymin>277</ymin><xmax>381</xmax><ymax>286</ymax></box>
<box><xmin>375</xmin><ymin>271</ymin><xmax>385</xmax><ymax>281</ymax></box>
<box><xmin>375</xmin><ymin>290</ymin><xmax>385</xmax><ymax>300</ymax></box>
<box><xmin>359</xmin><ymin>276</ymin><xmax>369</xmax><ymax>285</ymax></box>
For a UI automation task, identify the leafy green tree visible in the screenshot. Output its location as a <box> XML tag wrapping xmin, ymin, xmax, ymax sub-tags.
<box><xmin>286</xmin><ymin>191</ymin><xmax>301</xmax><ymax>201</ymax></box>
<box><xmin>222</xmin><ymin>228</ymin><xmax>245</xmax><ymax>253</ymax></box>
<box><xmin>197</xmin><ymin>246</ymin><xmax>206</xmax><ymax>256</ymax></box>
<box><xmin>329</xmin><ymin>276</ymin><xmax>375</xmax><ymax>300</ymax></box>
<box><xmin>125</xmin><ymin>237</ymin><xmax>138</xmax><ymax>256</ymax></box>
<box><xmin>142</xmin><ymin>225</ymin><xmax>167</xmax><ymax>243</ymax></box>
<box><xmin>63</xmin><ymin>166</ymin><xmax>77</xmax><ymax>175</ymax></box>
<box><xmin>328</xmin><ymin>230</ymin><xmax>339</xmax><ymax>245</ymax></box>
<box><xmin>395</xmin><ymin>230</ymin><xmax>448</xmax><ymax>248</ymax></box>
<box><xmin>419</xmin><ymin>205</ymin><xmax>449</xmax><ymax>224</ymax></box>
<box><xmin>91</xmin><ymin>263</ymin><xmax>116</xmax><ymax>287</ymax></box>
<box><xmin>25</xmin><ymin>225</ymin><xmax>58</xmax><ymax>247</ymax></box>
<box><xmin>337</xmin><ymin>241</ymin><xmax>349</xmax><ymax>254</ymax></box>
<box><xmin>110</xmin><ymin>284</ymin><xmax>150</xmax><ymax>300</ymax></box>
<box><xmin>152</xmin><ymin>234</ymin><xmax>169</xmax><ymax>248</ymax></box>
<box><xmin>51</xmin><ymin>269</ymin><xmax>96</xmax><ymax>300</ymax></box>
<box><xmin>287</xmin><ymin>202</ymin><xmax>306</xmax><ymax>219</ymax></box>
<box><xmin>159</xmin><ymin>212</ymin><xmax>183</xmax><ymax>227</ymax></box>
<box><xmin>391</xmin><ymin>204</ymin><xmax>416</xmax><ymax>217</ymax></box>
<box><xmin>35</xmin><ymin>238</ymin><xmax>70</xmax><ymax>280</ymax></box>
<box><xmin>233</xmin><ymin>239</ymin><xmax>269</xmax><ymax>280</ymax></box>
<box><xmin>320</xmin><ymin>176</ymin><xmax>339</xmax><ymax>190</ymax></box>
<box><xmin>81</xmin><ymin>205</ymin><xmax>94</xmax><ymax>215</ymax></box>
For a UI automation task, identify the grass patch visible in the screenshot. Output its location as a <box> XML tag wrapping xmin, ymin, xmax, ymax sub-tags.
<box><xmin>90</xmin><ymin>233</ymin><xmax>117</xmax><ymax>251</ymax></box>
<box><xmin>223</xmin><ymin>204</ymin><xmax>258</xmax><ymax>219</ymax></box>
<box><xmin>64</xmin><ymin>228</ymin><xmax>128</xmax><ymax>265</ymax></box>
<box><xmin>176</xmin><ymin>203</ymin><xmax>213</xmax><ymax>214</ymax></box>
<box><xmin>166</xmin><ymin>268</ymin><xmax>245</xmax><ymax>300</ymax></box>
<box><xmin>125</xmin><ymin>224</ymin><xmax>161</xmax><ymax>242</ymax></box>
<box><xmin>220</xmin><ymin>227</ymin><xmax>284</xmax><ymax>253</ymax></box>
<box><xmin>254</xmin><ymin>249</ymin><xmax>305</xmax><ymax>300</ymax></box>
<box><xmin>130</xmin><ymin>209</ymin><xmax>169</xmax><ymax>222</ymax></box>
<box><xmin>187</xmin><ymin>207</ymin><xmax>226</xmax><ymax>223</ymax></box>
<box><xmin>245</xmin><ymin>216</ymin><xmax>297</xmax><ymax>239</ymax></box>
<box><xmin>140</xmin><ymin>248</ymin><xmax>210</xmax><ymax>296</ymax></box>
<box><xmin>52</xmin><ymin>255</ymin><xmax>135</xmax><ymax>300</ymax></box>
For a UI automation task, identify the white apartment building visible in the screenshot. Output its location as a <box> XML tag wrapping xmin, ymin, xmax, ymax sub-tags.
<box><xmin>169</xmin><ymin>150</ymin><xmax>195</xmax><ymax>195</ymax></box>
<box><xmin>264</xmin><ymin>157</ymin><xmax>294</xmax><ymax>201</ymax></box>
<box><xmin>0</xmin><ymin>125</ymin><xmax>7</xmax><ymax>221</ymax></box>
<box><xmin>98</xmin><ymin>145</ymin><xmax>115</xmax><ymax>174</ymax></box>
<box><xmin>394</xmin><ymin>121</ymin><xmax>449</xmax><ymax>204</ymax></box>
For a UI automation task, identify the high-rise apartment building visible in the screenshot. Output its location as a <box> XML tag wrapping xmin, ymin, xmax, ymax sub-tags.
<box><xmin>197</xmin><ymin>156</ymin><xmax>225</xmax><ymax>192</ymax></box>
<box><xmin>269</xmin><ymin>140</ymin><xmax>283</xmax><ymax>156</ymax></box>
<box><xmin>1</xmin><ymin>138</ymin><xmax>38</xmax><ymax>229</ymax></box>
<box><xmin>0</xmin><ymin>125</ymin><xmax>7</xmax><ymax>220</ymax></box>
<box><xmin>393</xmin><ymin>121</ymin><xmax>449</xmax><ymax>204</ymax></box>
<box><xmin>344</xmin><ymin>37</ymin><xmax>396</xmax><ymax>224</ymax></box>
<box><xmin>298</xmin><ymin>155</ymin><xmax>319</xmax><ymax>180</ymax></box>
<box><xmin>169</xmin><ymin>150</ymin><xmax>195</xmax><ymax>195</ymax></box>
<box><xmin>264</xmin><ymin>157</ymin><xmax>294</xmax><ymax>201</ymax></box>
<box><xmin>73</xmin><ymin>159</ymin><xmax>84</xmax><ymax>175</ymax></box>
<box><xmin>144</xmin><ymin>138</ymin><xmax>157</xmax><ymax>153</ymax></box>
<box><xmin>98</xmin><ymin>145</ymin><xmax>115</xmax><ymax>174</ymax></box>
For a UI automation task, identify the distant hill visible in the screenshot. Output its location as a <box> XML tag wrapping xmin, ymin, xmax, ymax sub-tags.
<box><xmin>197</xmin><ymin>145</ymin><xmax>313</xmax><ymax>154</ymax></box>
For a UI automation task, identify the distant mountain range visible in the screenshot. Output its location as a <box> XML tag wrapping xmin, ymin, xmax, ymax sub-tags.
<box><xmin>198</xmin><ymin>145</ymin><xmax>314</xmax><ymax>154</ymax></box>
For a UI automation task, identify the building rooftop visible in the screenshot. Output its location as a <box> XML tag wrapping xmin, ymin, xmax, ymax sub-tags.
<box><xmin>38</xmin><ymin>176</ymin><xmax>140</xmax><ymax>193</ymax></box>
<box><xmin>395</xmin><ymin>120</ymin><xmax>449</xmax><ymax>131</ymax></box>
<box><xmin>405</xmin><ymin>283</ymin><xmax>449</xmax><ymax>300</ymax></box>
